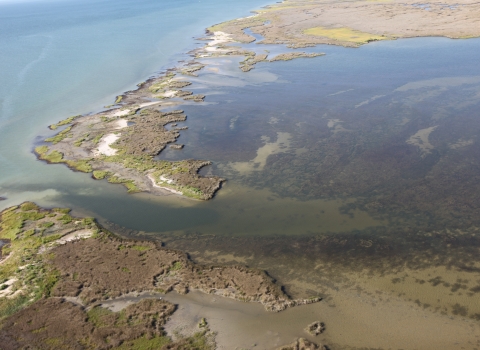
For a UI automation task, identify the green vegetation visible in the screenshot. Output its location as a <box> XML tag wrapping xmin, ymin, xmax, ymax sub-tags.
<box><xmin>92</xmin><ymin>133</ymin><xmax>104</xmax><ymax>145</ymax></box>
<box><xmin>66</xmin><ymin>159</ymin><xmax>93</xmax><ymax>173</ymax></box>
<box><xmin>87</xmin><ymin>306</ymin><xmax>115</xmax><ymax>328</ymax></box>
<box><xmin>74</xmin><ymin>133</ymin><xmax>89</xmax><ymax>147</ymax></box>
<box><xmin>172</xmin><ymin>331</ymin><xmax>215</xmax><ymax>350</ymax></box>
<box><xmin>101</xmin><ymin>153</ymin><xmax>206</xmax><ymax>199</ymax></box>
<box><xmin>1</xmin><ymin>203</ymin><xmax>217</xmax><ymax>349</ymax></box>
<box><xmin>92</xmin><ymin>170</ymin><xmax>110</xmax><ymax>180</ymax></box>
<box><xmin>45</xmin><ymin>126</ymin><xmax>73</xmax><ymax>144</ymax></box>
<box><xmin>107</xmin><ymin>175</ymin><xmax>141</xmax><ymax>193</ymax></box>
<box><xmin>170</xmin><ymin>261</ymin><xmax>183</xmax><ymax>272</ymax></box>
<box><xmin>0</xmin><ymin>204</ymin><xmax>100</xmax><ymax>320</ymax></box>
<box><xmin>20</xmin><ymin>202</ymin><xmax>39</xmax><ymax>211</ymax></box>
<box><xmin>35</xmin><ymin>146</ymin><xmax>92</xmax><ymax>173</ymax></box>
<box><xmin>131</xmin><ymin>245</ymin><xmax>150</xmax><ymax>252</ymax></box>
<box><xmin>303</xmin><ymin>26</ymin><xmax>387</xmax><ymax>44</ymax></box>
<box><xmin>114</xmin><ymin>335</ymin><xmax>170</xmax><ymax>350</ymax></box>
<box><xmin>148</xmin><ymin>72</ymin><xmax>176</xmax><ymax>93</ymax></box>
<box><xmin>115</xmin><ymin>95</ymin><xmax>123</xmax><ymax>104</ymax></box>
<box><xmin>49</xmin><ymin>115</ymin><xmax>80</xmax><ymax>130</ymax></box>
<box><xmin>0</xmin><ymin>295</ymin><xmax>30</xmax><ymax>320</ymax></box>
<box><xmin>53</xmin><ymin>207</ymin><xmax>71</xmax><ymax>214</ymax></box>
<box><xmin>59</xmin><ymin>214</ymin><xmax>73</xmax><ymax>224</ymax></box>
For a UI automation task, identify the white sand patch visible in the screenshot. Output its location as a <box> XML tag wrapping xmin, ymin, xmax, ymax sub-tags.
<box><xmin>162</xmin><ymin>90</ymin><xmax>178</xmax><ymax>98</ymax></box>
<box><xmin>205</xmin><ymin>46</ymin><xmax>220</xmax><ymax>52</ymax></box>
<box><xmin>226</xmin><ymin>132</ymin><xmax>291</xmax><ymax>174</ymax></box>
<box><xmin>208</xmin><ymin>31</ymin><xmax>233</xmax><ymax>47</ymax></box>
<box><xmin>0</xmin><ymin>278</ymin><xmax>18</xmax><ymax>298</ymax></box>
<box><xmin>94</xmin><ymin>133</ymin><xmax>120</xmax><ymax>156</ymax></box>
<box><xmin>139</xmin><ymin>101</ymin><xmax>161</xmax><ymax>108</ymax></box>
<box><xmin>116</xmin><ymin>119</ymin><xmax>128</xmax><ymax>129</ymax></box>
<box><xmin>148</xmin><ymin>174</ymin><xmax>183</xmax><ymax>195</ymax></box>
<box><xmin>56</xmin><ymin>229</ymin><xmax>93</xmax><ymax>245</ymax></box>
<box><xmin>406</xmin><ymin>126</ymin><xmax>438</xmax><ymax>157</ymax></box>
<box><xmin>111</xmin><ymin>109</ymin><xmax>131</xmax><ymax>117</ymax></box>
<box><xmin>159</xmin><ymin>175</ymin><xmax>174</xmax><ymax>184</ymax></box>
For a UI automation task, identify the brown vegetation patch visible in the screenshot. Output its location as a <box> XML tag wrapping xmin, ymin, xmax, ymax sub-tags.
<box><xmin>0</xmin><ymin>298</ymin><xmax>175</xmax><ymax>350</ymax></box>
<box><xmin>50</xmin><ymin>233</ymin><xmax>318</xmax><ymax>311</ymax></box>
<box><xmin>114</xmin><ymin>109</ymin><xmax>186</xmax><ymax>156</ymax></box>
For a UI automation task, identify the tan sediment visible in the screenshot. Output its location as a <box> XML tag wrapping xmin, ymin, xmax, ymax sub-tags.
<box><xmin>225</xmin><ymin>132</ymin><xmax>292</xmax><ymax>174</ymax></box>
<box><xmin>94</xmin><ymin>133</ymin><xmax>120</xmax><ymax>156</ymax></box>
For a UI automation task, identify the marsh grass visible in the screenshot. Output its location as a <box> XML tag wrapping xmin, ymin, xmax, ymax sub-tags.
<box><xmin>49</xmin><ymin>115</ymin><xmax>80</xmax><ymax>130</ymax></box>
<box><xmin>45</xmin><ymin>126</ymin><xmax>73</xmax><ymax>144</ymax></box>
<box><xmin>35</xmin><ymin>146</ymin><xmax>92</xmax><ymax>173</ymax></box>
<box><xmin>0</xmin><ymin>204</ymin><xmax>101</xmax><ymax>320</ymax></box>
<box><xmin>303</xmin><ymin>26</ymin><xmax>387</xmax><ymax>44</ymax></box>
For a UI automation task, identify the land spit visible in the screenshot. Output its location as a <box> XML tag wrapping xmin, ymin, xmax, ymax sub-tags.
<box><xmin>0</xmin><ymin>203</ymin><xmax>326</xmax><ymax>349</ymax></box>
